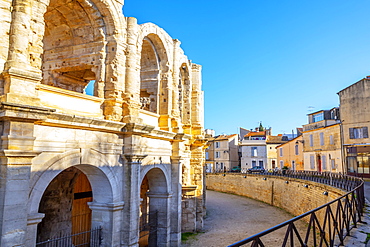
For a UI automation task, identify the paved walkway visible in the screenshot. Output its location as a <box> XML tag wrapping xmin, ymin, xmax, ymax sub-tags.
<box><xmin>342</xmin><ymin>181</ymin><xmax>370</xmax><ymax>247</ymax></box>
<box><xmin>182</xmin><ymin>186</ymin><xmax>370</xmax><ymax>247</ymax></box>
<box><xmin>182</xmin><ymin>190</ymin><xmax>308</xmax><ymax>247</ymax></box>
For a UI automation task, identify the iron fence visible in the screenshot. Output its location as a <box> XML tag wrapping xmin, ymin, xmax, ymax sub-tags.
<box><xmin>221</xmin><ymin>171</ymin><xmax>365</xmax><ymax>247</ymax></box>
<box><xmin>36</xmin><ymin>226</ymin><xmax>102</xmax><ymax>247</ymax></box>
<box><xmin>207</xmin><ymin>169</ymin><xmax>362</xmax><ymax>192</ymax></box>
<box><xmin>139</xmin><ymin>210</ymin><xmax>158</xmax><ymax>242</ymax></box>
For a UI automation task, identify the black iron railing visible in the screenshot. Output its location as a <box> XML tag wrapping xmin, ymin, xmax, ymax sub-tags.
<box><xmin>36</xmin><ymin>226</ymin><xmax>102</xmax><ymax>247</ymax></box>
<box><xmin>139</xmin><ymin>210</ymin><xmax>158</xmax><ymax>241</ymax></box>
<box><xmin>220</xmin><ymin>171</ymin><xmax>365</xmax><ymax>247</ymax></box>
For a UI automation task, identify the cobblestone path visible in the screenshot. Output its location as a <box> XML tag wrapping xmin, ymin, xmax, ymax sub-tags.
<box><xmin>182</xmin><ymin>190</ymin><xmax>308</xmax><ymax>247</ymax></box>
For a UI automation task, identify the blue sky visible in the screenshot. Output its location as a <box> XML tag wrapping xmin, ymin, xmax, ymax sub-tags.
<box><xmin>123</xmin><ymin>1</ymin><xmax>370</xmax><ymax>136</ymax></box>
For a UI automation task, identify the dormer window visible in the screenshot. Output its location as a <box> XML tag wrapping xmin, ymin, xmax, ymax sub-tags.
<box><xmin>313</xmin><ymin>112</ymin><xmax>324</xmax><ymax>123</ymax></box>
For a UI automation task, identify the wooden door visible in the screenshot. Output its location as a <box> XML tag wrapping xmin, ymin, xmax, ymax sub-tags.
<box><xmin>72</xmin><ymin>173</ymin><xmax>93</xmax><ymax>246</ymax></box>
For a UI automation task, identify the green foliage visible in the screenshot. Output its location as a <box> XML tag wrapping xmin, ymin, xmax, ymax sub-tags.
<box><xmin>181</xmin><ymin>232</ymin><xmax>199</xmax><ymax>241</ymax></box>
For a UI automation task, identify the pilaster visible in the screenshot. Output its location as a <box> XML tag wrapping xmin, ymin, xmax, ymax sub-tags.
<box><xmin>0</xmin><ymin>150</ymin><xmax>40</xmax><ymax>247</ymax></box>
<box><xmin>88</xmin><ymin>201</ymin><xmax>125</xmax><ymax>246</ymax></box>
<box><xmin>122</xmin><ymin>17</ymin><xmax>141</xmax><ymax>124</ymax></box>
<box><xmin>121</xmin><ymin>154</ymin><xmax>146</xmax><ymax>247</ymax></box>
<box><xmin>3</xmin><ymin>0</ymin><xmax>41</xmax><ymax>106</ymax></box>
<box><xmin>25</xmin><ymin>213</ymin><xmax>44</xmax><ymax>247</ymax></box>
<box><xmin>169</xmin><ymin>156</ymin><xmax>182</xmax><ymax>247</ymax></box>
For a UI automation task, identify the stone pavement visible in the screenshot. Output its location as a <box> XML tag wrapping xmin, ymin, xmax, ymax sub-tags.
<box><xmin>182</xmin><ymin>190</ymin><xmax>309</xmax><ymax>247</ymax></box>
<box><xmin>183</xmin><ymin>185</ymin><xmax>370</xmax><ymax>247</ymax></box>
<box><xmin>343</xmin><ymin>181</ymin><xmax>370</xmax><ymax>247</ymax></box>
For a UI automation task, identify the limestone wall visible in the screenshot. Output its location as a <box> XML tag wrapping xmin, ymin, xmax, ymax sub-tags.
<box><xmin>206</xmin><ymin>174</ymin><xmax>345</xmax><ymax>219</ymax></box>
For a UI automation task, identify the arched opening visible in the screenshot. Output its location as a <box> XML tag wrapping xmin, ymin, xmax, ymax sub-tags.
<box><xmin>178</xmin><ymin>64</ymin><xmax>191</xmax><ymax>125</ymax></box>
<box><xmin>140</xmin><ymin>37</ymin><xmax>160</xmax><ymax>113</ymax></box>
<box><xmin>41</xmin><ymin>0</ymin><xmax>105</xmax><ymax>96</ymax></box>
<box><xmin>139</xmin><ymin>168</ymin><xmax>170</xmax><ymax>247</ymax></box>
<box><xmin>37</xmin><ymin>167</ymin><xmax>93</xmax><ymax>246</ymax></box>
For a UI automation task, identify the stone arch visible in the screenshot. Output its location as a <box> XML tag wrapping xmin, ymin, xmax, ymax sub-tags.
<box><xmin>178</xmin><ymin>61</ymin><xmax>192</xmax><ymax>125</ymax></box>
<box><xmin>28</xmin><ymin>149</ymin><xmax>122</xmax><ymax>246</ymax></box>
<box><xmin>137</xmin><ymin>24</ymin><xmax>173</xmax><ymax>117</ymax></box>
<box><xmin>140</xmin><ymin>165</ymin><xmax>171</xmax><ymax>193</ymax></box>
<box><xmin>29</xmin><ymin>149</ymin><xmax>121</xmax><ymax>214</ymax></box>
<box><xmin>26</xmin><ymin>0</ymin><xmax>124</xmax><ymax>97</ymax></box>
<box><xmin>139</xmin><ymin>165</ymin><xmax>172</xmax><ymax>246</ymax></box>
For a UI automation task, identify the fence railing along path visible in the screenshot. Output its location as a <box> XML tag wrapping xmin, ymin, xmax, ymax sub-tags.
<box><xmin>207</xmin><ymin>170</ymin><xmax>365</xmax><ymax>247</ymax></box>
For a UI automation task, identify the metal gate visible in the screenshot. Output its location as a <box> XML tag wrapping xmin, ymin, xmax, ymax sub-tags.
<box><xmin>36</xmin><ymin>226</ymin><xmax>102</xmax><ymax>247</ymax></box>
<box><xmin>139</xmin><ymin>211</ymin><xmax>158</xmax><ymax>247</ymax></box>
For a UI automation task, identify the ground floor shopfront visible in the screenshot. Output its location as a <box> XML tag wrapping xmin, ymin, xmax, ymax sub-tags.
<box><xmin>345</xmin><ymin>145</ymin><xmax>370</xmax><ymax>178</ymax></box>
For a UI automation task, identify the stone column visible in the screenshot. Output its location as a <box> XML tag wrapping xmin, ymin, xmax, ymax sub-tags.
<box><xmin>190</xmin><ymin>144</ymin><xmax>207</xmax><ymax>232</ymax></box>
<box><xmin>122</xmin><ymin>154</ymin><xmax>146</xmax><ymax>247</ymax></box>
<box><xmin>0</xmin><ymin>150</ymin><xmax>40</xmax><ymax>246</ymax></box>
<box><xmin>158</xmin><ymin>71</ymin><xmax>173</xmax><ymax>131</ymax></box>
<box><xmin>3</xmin><ymin>0</ymin><xmax>41</xmax><ymax>105</ymax></box>
<box><xmin>170</xmin><ymin>39</ymin><xmax>182</xmax><ymax>132</ymax></box>
<box><xmin>88</xmin><ymin>201</ymin><xmax>125</xmax><ymax>246</ymax></box>
<box><xmin>169</xmin><ymin>156</ymin><xmax>182</xmax><ymax>247</ymax></box>
<box><xmin>122</xmin><ymin>17</ymin><xmax>141</xmax><ymax>124</ymax></box>
<box><xmin>25</xmin><ymin>213</ymin><xmax>44</xmax><ymax>246</ymax></box>
<box><xmin>146</xmin><ymin>192</ymin><xmax>172</xmax><ymax>247</ymax></box>
<box><xmin>190</xmin><ymin>63</ymin><xmax>204</xmax><ymax>136</ymax></box>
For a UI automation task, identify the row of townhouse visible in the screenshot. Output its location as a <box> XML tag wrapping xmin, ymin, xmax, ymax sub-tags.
<box><xmin>277</xmin><ymin>108</ymin><xmax>343</xmax><ymax>173</ymax></box>
<box><xmin>207</xmin><ymin>76</ymin><xmax>370</xmax><ymax>178</ymax></box>
<box><xmin>279</xmin><ymin>75</ymin><xmax>370</xmax><ymax>178</ymax></box>
<box><xmin>205</xmin><ymin>127</ymin><xmax>288</xmax><ymax>172</ymax></box>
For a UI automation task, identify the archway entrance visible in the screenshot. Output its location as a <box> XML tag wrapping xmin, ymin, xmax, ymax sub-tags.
<box><xmin>37</xmin><ymin>167</ymin><xmax>94</xmax><ymax>246</ymax></box>
<box><xmin>139</xmin><ymin>168</ymin><xmax>170</xmax><ymax>247</ymax></box>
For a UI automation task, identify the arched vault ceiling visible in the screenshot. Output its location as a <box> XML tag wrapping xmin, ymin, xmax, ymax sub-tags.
<box><xmin>44</xmin><ymin>0</ymin><xmax>105</xmax><ymax>50</ymax></box>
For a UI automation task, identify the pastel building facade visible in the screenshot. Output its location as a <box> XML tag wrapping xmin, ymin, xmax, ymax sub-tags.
<box><xmin>338</xmin><ymin>77</ymin><xmax>370</xmax><ymax>178</ymax></box>
<box><xmin>302</xmin><ymin>109</ymin><xmax>343</xmax><ymax>173</ymax></box>
<box><xmin>277</xmin><ymin>135</ymin><xmax>304</xmax><ymax>171</ymax></box>
<box><xmin>205</xmin><ymin>134</ymin><xmax>239</xmax><ymax>172</ymax></box>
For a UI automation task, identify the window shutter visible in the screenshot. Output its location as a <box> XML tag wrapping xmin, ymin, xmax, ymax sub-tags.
<box><xmin>363</xmin><ymin>127</ymin><xmax>369</xmax><ymax>138</ymax></box>
<box><xmin>310</xmin><ymin>155</ymin><xmax>315</xmax><ymax>169</ymax></box>
<box><xmin>322</xmin><ymin>155</ymin><xmax>326</xmax><ymax>170</ymax></box>
<box><xmin>349</xmin><ymin>128</ymin><xmax>354</xmax><ymax>139</ymax></box>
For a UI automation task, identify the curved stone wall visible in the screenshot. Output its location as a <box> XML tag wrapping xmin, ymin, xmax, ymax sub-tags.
<box><xmin>206</xmin><ymin>173</ymin><xmax>346</xmax><ymax>217</ymax></box>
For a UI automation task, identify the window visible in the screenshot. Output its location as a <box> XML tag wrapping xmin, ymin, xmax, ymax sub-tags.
<box><xmin>252</xmin><ymin>160</ymin><xmax>256</xmax><ymax>167</ymax></box>
<box><xmin>295</xmin><ymin>145</ymin><xmax>299</xmax><ymax>155</ymax></box>
<box><xmin>322</xmin><ymin>155</ymin><xmax>327</xmax><ymax>170</ymax></box>
<box><xmin>349</xmin><ymin>127</ymin><xmax>369</xmax><ymax>139</ymax></box>
<box><xmin>279</xmin><ymin>147</ymin><xmax>283</xmax><ymax>157</ymax></box>
<box><xmin>205</xmin><ymin>152</ymin><xmax>209</xmax><ymax>160</ymax></box>
<box><xmin>216</xmin><ymin>151</ymin><xmax>220</xmax><ymax>158</ymax></box>
<box><xmin>309</xmin><ymin>134</ymin><xmax>313</xmax><ymax>147</ymax></box>
<box><xmin>215</xmin><ymin>142</ymin><xmax>220</xmax><ymax>148</ymax></box>
<box><xmin>320</xmin><ymin>132</ymin><xmax>324</xmax><ymax>146</ymax></box>
<box><xmin>310</xmin><ymin>155</ymin><xmax>315</xmax><ymax>169</ymax></box>
<box><xmin>251</xmin><ymin>147</ymin><xmax>257</xmax><ymax>157</ymax></box>
<box><xmin>331</xmin><ymin>159</ymin><xmax>336</xmax><ymax>169</ymax></box>
<box><xmin>280</xmin><ymin>160</ymin><xmax>284</xmax><ymax>169</ymax></box>
<box><xmin>259</xmin><ymin>160</ymin><xmax>263</xmax><ymax>167</ymax></box>
<box><xmin>329</xmin><ymin>135</ymin><xmax>334</xmax><ymax>145</ymax></box>
<box><xmin>313</xmin><ymin>112</ymin><xmax>324</xmax><ymax>123</ymax></box>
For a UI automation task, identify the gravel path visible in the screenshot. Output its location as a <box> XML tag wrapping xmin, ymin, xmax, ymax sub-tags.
<box><xmin>182</xmin><ymin>190</ymin><xmax>308</xmax><ymax>247</ymax></box>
